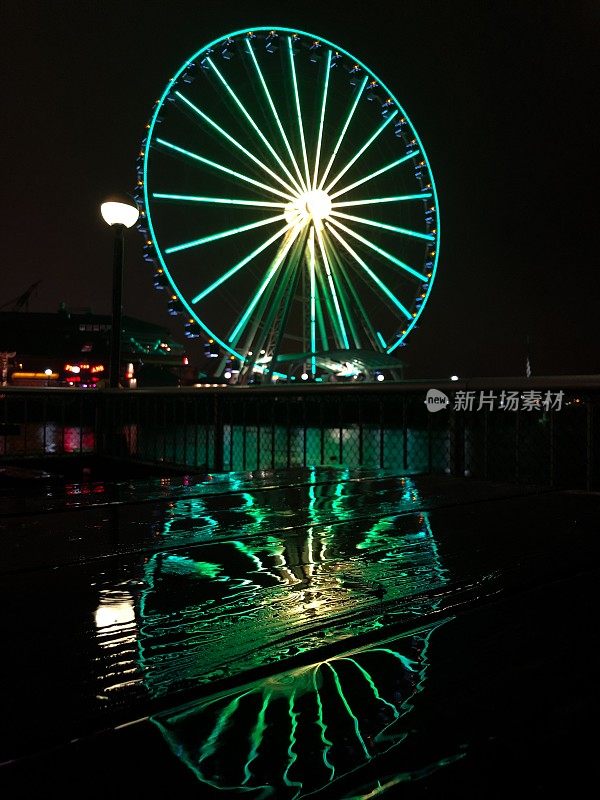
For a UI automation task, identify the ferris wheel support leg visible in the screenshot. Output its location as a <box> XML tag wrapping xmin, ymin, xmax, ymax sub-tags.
<box><xmin>268</xmin><ymin>246</ymin><xmax>306</xmax><ymax>381</ymax></box>
<box><xmin>247</xmin><ymin>233</ymin><xmax>307</xmax><ymax>381</ymax></box>
<box><xmin>326</xmin><ymin>245</ymin><xmax>362</xmax><ymax>349</ymax></box>
<box><xmin>331</xmin><ymin>255</ymin><xmax>380</xmax><ymax>352</ymax></box>
<box><xmin>315</xmin><ymin>262</ymin><xmax>343</xmax><ymax>349</ymax></box>
<box><xmin>314</xmin><ymin>286</ymin><xmax>329</xmax><ymax>353</ymax></box>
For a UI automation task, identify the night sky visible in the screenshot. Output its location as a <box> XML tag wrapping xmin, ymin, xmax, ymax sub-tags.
<box><xmin>2</xmin><ymin>0</ymin><xmax>597</xmax><ymax>379</ymax></box>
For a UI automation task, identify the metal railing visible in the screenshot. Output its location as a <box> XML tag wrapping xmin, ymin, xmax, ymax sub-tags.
<box><xmin>1</xmin><ymin>377</ymin><xmax>599</xmax><ymax>489</ymax></box>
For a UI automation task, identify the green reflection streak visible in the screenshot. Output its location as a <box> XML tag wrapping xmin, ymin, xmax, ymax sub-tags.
<box><xmin>162</xmin><ymin>555</ymin><xmax>223</xmax><ymax>579</ymax></box>
<box><xmin>199</xmin><ymin>690</ymin><xmax>253</xmax><ymax>769</ymax></box>
<box><xmin>324</xmin><ymin>662</ymin><xmax>371</xmax><ymax>760</ymax></box>
<box><xmin>312</xmin><ymin>667</ymin><xmax>336</xmax><ymax>780</ymax></box>
<box><xmin>369</xmin><ymin>648</ymin><xmax>418</xmax><ymax>673</ymax></box>
<box><xmin>338</xmin><ymin>658</ymin><xmax>399</xmax><ymax>720</ymax></box>
<box><xmin>282</xmin><ymin>690</ymin><xmax>303</xmax><ymax>793</ymax></box>
<box><xmin>231</xmin><ymin>540</ymin><xmax>264</xmax><ymax>571</ymax></box>
<box><xmin>355</xmin><ymin>516</ymin><xmax>393</xmax><ymax>551</ymax></box>
<box><xmin>242</xmin><ymin>690</ymin><xmax>272</xmax><ymax>785</ymax></box>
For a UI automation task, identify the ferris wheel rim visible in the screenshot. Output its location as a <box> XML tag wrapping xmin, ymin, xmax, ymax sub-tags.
<box><xmin>140</xmin><ymin>26</ymin><xmax>441</xmax><ymax>370</ymax></box>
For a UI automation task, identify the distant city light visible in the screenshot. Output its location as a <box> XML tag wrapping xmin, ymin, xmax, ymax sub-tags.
<box><xmin>44</xmin><ymin>368</ymin><xmax>52</xmax><ymax>376</ymax></box>
<box><xmin>450</xmin><ymin>375</ymin><xmax>459</xmax><ymax>381</ymax></box>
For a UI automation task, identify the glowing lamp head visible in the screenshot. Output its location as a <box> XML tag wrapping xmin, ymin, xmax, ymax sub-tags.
<box><xmin>376</xmin><ymin>373</ymin><xmax>385</xmax><ymax>382</ymax></box>
<box><xmin>450</xmin><ymin>375</ymin><xmax>459</xmax><ymax>382</ymax></box>
<box><xmin>100</xmin><ymin>196</ymin><xmax>139</xmax><ymax>228</ymax></box>
<box><xmin>301</xmin><ymin>372</ymin><xmax>309</xmax><ymax>381</ymax></box>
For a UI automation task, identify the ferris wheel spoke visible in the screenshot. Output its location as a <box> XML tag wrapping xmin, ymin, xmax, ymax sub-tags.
<box><xmin>329</xmin><ymin>149</ymin><xmax>421</xmax><ymax>200</ymax></box>
<box><xmin>324</xmin><ymin>110</ymin><xmax>398</xmax><ymax>194</ymax></box>
<box><xmin>156</xmin><ymin>138</ymin><xmax>295</xmax><ymax>201</ymax></box>
<box><xmin>336</xmin><ymin>256</ymin><xmax>382</xmax><ymax>350</ymax></box>
<box><xmin>326</xmin><ymin>222</ymin><xmax>413</xmax><ymax>320</ymax></box>
<box><xmin>312</xmin><ymin>50</ymin><xmax>332</xmax><ymax>190</ymax></box>
<box><xmin>308</xmin><ymin>231</ymin><xmax>317</xmax><ymax>373</ymax></box>
<box><xmin>206</xmin><ymin>57</ymin><xmax>304</xmax><ymax>196</ymax></box>
<box><xmin>229</xmin><ymin>227</ymin><xmax>302</xmax><ymax>344</ymax></box>
<box><xmin>287</xmin><ymin>38</ymin><xmax>311</xmax><ymax>190</ymax></box>
<box><xmin>175</xmin><ymin>91</ymin><xmax>299</xmax><ymax>197</ymax></box>
<box><xmin>326</xmin><ymin>217</ymin><xmax>427</xmax><ymax>282</ymax></box>
<box><xmin>153</xmin><ymin>193</ymin><xmax>286</xmax><ymax>209</ymax></box>
<box><xmin>165</xmin><ymin>212</ymin><xmax>286</xmax><ymax>255</ymax></box>
<box><xmin>245</xmin><ymin>38</ymin><xmax>308</xmax><ymax>194</ymax></box>
<box><xmin>331</xmin><ymin>192</ymin><xmax>432</xmax><ymax>209</ymax></box>
<box><xmin>191</xmin><ymin>222</ymin><xmax>293</xmax><ymax>303</ymax></box>
<box><xmin>317</xmin><ymin>75</ymin><xmax>368</xmax><ymax>191</ymax></box>
<box><xmin>325</xmin><ymin>237</ymin><xmax>363</xmax><ymax>349</ymax></box>
<box><xmin>331</xmin><ymin>210</ymin><xmax>434</xmax><ymax>241</ymax></box>
<box><xmin>315</xmin><ymin>226</ymin><xmax>350</xmax><ymax>349</ymax></box>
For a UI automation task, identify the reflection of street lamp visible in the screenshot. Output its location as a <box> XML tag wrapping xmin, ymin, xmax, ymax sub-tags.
<box><xmin>100</xmin><ymin>196</ymin><xmax>139</xmax><ymax>388</ymax></box>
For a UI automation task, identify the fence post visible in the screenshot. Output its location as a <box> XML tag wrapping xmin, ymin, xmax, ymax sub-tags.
<box><xmin>586</xmin><ymin>399</ymin><xmax>593</xmax><ymax>492</ymax></box>
<box><xmin>213</xmin><ymin>392</ymin><xmax>224</xmax><ymax>472</ymax></box>
<box><xmin>450</xmin><ymin>408</ymin><xmax>464</xmax><ymax>477</ymax></box>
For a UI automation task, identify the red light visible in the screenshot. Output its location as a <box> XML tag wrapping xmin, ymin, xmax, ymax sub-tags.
<box><xmin>183</xmin><ymin>356</ymin><xmax>189</xmax><ymax>365</ymax></box>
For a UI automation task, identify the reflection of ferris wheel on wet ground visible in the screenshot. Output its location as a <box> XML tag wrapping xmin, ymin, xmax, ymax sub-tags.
<box><xmin>138</xmin><ymin>27</ymin><xmax>440</xmax><ymax>382</ymax></box>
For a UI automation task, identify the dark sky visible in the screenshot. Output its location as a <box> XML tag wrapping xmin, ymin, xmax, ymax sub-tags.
<box><xmin>2</xmin><ymin>0</ymin><xmax>597</xmax><ymax>378</ymax></box>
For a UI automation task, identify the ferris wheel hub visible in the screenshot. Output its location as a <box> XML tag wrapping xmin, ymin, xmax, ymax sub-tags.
<box><xmin>284</xmin><ymin>189</ymin><xmax>332</xmax><ymax>229</ymax></box>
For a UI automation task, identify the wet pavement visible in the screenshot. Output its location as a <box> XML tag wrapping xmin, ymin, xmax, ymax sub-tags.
<box><xmin>1</xmin><ymin>467</ymin><xmax>599</xmax><ymax>797</ymax></box>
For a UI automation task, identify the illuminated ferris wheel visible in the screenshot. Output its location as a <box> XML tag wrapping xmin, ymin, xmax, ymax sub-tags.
<box><xmin>138</xmin><ymin>27</ymin><xmax>440</xmax><ymax>382</ymax></box>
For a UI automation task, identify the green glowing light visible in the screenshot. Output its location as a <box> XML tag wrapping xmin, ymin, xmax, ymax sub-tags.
<box><xmin>331</xmin><ymin>210</ymin><xmax>435</xmax><ymax>241</ymax></box>
<box><xmin>312</xmin><ymin>50</ymin><xmax>332</xmax><ymax>189</ymax></box>
<box><xmin>198</xmin><ymin>691</ymin><xmax>252</xmax><ymax>768</ymax></box>
<box><xmin>312</xmin><ymin>667</ymin><xmax>335</xmax><ymax>779</ymax></box>
<box><xmin>165</xmin><ymin>213</ymin><xmax>286</xmax><ymax>255</ymax></box>
<box><xmin>328</xmin><ymin>218</ymin><xmax>427</xmax><ymax>282</ymax></box>
<box><xmin>324</xmin><ymin>662</ymin><xmax>371</xmax><ymax>759</ymax></box>
<box><xmin>376</xmin><ymin>330</ymin><xmax>387</xmax><ymax>349</ymax></box>
<box><xmin>308</xmin><ymin>229</ymin><xmax>317</xmax><ymax>374</ymax></box>
<box><xmin>229</xmin><ymin>227</ymin><xmax>301</xmax><ymax>343</ymax></box>
<box><xmin>318</xmin><ymin>76</ymin><xmax>368</xmax><ymax>190</ymax></box>
<box><xmin>339</xmin><ymin>658</ymin><xmax>400</xmax><ymax>720</ymax></box>
<box><xmin>242</xmin><ymin>690</ymin><xmax>272</xmax><ymax>784</ymax></box>
<box><xmin>329</xmin><ymin>149</ymin><xmax>421</xmax><ymax>200</ymax></box>
<box><xmin>175</xmin><ymin>91</ymin><xmax>298</xmax><ymax>196</ymax></box>
<box><xmin>325</xmin><ymin>223</ymin><xmax>413</xmax><ymax>318</ymax></box>
<box><xmin>245</xmin><ymin>37</ymin><xmax>307</xmax><ymax>192</ymax></box>
<box><xmin>206</xmin><ymin>56</ymin><xmax>304</xmax><ymax>195</ymax></box>
<box><xmin>332</xmin><ymin>192</ymin><xmax>433</xmax><ymax>208</ymax></box>
<box><xmin>287</xmin><ymin>37</ymin><xmax>311</xmax><ymax>189</ymax></box>
<box><xmin>282</xmin><ymin>691</ymin><xmax>302</xmax><ymax>791</ymax></box>
<box><xmin>325</xmin><ymin>110</ymin><xmax>398</xmax><ymax>194</ymax></box>
<box><xmin>153</xmin><ymin>193</ymin><xmax>286</xmax><ymax>208</ymax></box>
<box><xmin>156</xmin><ymin>138</ymin><xmax>294</xmax><ymax>201</ymax></box>
<box><xmin>192</xmin><ymin>223</ymin><xmax>292</xmax><ymax>303</ymax></box>
<box><xmin>316</xmin><ymin>226</ymin><xmax>349</xmax><ymax>348</ymax></box>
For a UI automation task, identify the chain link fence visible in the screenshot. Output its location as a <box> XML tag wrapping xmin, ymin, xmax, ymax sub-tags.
<box><xmin>1</xmin><ymin>382</ymin><xmax>599</xmax><ymax>489</ymax></box>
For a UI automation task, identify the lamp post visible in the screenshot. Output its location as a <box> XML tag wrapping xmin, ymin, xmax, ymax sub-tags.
<box><xmin>100</xmin><ymin>197</ymin><xmax>139</xmax><ymax>388</ymax></box>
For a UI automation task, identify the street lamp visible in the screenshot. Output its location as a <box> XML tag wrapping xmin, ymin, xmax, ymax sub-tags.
<box><xmin>100</xmin><ymin>195</ymin><xmax>139</xmax><ymax>388</ymax></box>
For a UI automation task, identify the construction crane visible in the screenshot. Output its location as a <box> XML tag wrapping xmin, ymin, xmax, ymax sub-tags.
<box><xmin>0</xmin><ymin>281</ymin><xmax>42</xmax><ymax>312</ymax></box>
